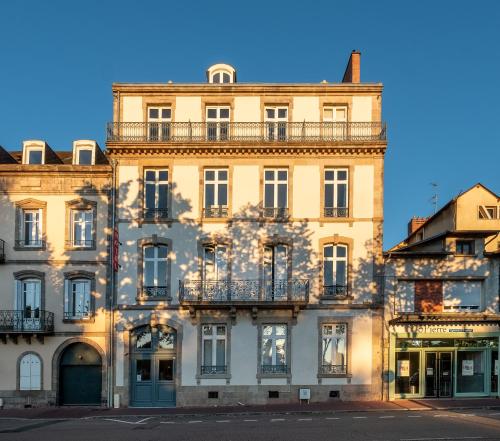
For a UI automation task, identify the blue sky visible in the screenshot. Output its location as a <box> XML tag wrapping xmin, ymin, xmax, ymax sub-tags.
<box><xmin>1</xmin><ymin>0</ymin><xmax>499</xmax><ymax>247</ymax></box>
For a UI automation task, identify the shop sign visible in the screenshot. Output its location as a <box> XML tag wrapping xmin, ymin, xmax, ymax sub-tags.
<box><xmin>395</xmin><ymin>325</ymin><xmax>481</xmax><ymax>334</ymax></box>
<box><xmin>397</xmin><ymin>360</ymin><xmax>410</xmax><ymax>377</ymax></box>
<box><xmin>462</xmin><ymin>360</ymin><xmax>474</xmax><ymax>376</ymax></box>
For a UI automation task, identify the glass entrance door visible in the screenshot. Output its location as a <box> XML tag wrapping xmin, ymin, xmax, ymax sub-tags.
<box><xmin>424</xmin><ymin>352</ymin><xmax>452</xmax><ymax>397</ymax></box>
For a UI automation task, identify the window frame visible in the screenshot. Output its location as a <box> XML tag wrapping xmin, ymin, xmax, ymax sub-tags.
<box><xmin>203</xmin><ymin>168</ymin><xmax>229</xmax><ymax>218</ymax></box>
<box><xmin>24</xmin><ymin>147</ymin><xmax>45</xmax><ymax>165</ymax></box>
<box><xmin>14</xmin><ymin>200</ymin><xmax>47</xmax><ymax>251</ymax></box>
<box><xmin>65</xmin><ymin>199</ymin><xmax>97</xmax><ymax>251</ymax></box>
<box><xmin>456</xmin><ymin>239</ymin><xmax>475</xmax><ymax>256</ymax></box>
<box><xmin>323</xmin><ymin>168</ymin><xmax>349</xmax><ymax>218</ymax></box>
<box><xmin>322</xmin><ymin>243</ymin><xmax>349</xmax><ymax>298</ymax></box>
<box><xmin>136</xmin><ymin>237</ymin><xmax>172</xmax><ymax>300</ymax></box>
<box><xmin>264</xmin><ymin>106</ymin><xmax>288</xmax><ymax>141</ymax></box>
<box><xmin>147</xmin><ymin>107</ymin><xmax>172</xmax><ymax>141</ymax></box>
<box><xmin>317</xmin><ymin>316</ymin><xmax>353</xmax><ymax>379</ymax></box>
<box><xmin>63</xmin><ymin>272</ymin><xmax>95</xmax><ymax>321</ymax></box>
<box><xmin>263</xmin><ymin>168</ymin><xmax>289</xmax><ymax>218</ymax></box>
<box><xmin>75</xmin><ymin>147</ymin><xmax>94</xmax><ymax>165</ymax></box>
<box><xmin>257</xmin><ymin>322</ymin><xmax>291</xmax><ymax>378</ymax></box>
<box><xmin>205</xmin><ymin>106</ymin><xmax>230</xmax><ymax>141</ymax></box>
<box><xmin>196</xmin><ymin>318</ymin><xmax>232</xmax><ymax>381</ymax></box>
<box><xmin>201</xmin><ymin>324</ymin><xmax>227</xmax><ymax>374</ymax></box>
<box><xmin>143</xmin><ymin>168</ymin><xmax>170</xmax><ymax>220</ymax></box>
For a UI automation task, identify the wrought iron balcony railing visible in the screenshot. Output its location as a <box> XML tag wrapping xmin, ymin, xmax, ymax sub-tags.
<box><xmin>262</xmin><ymin>207</ymin><xmax>289</xmax><ymax>219</ymax></box>
<box><xmin>15</xmin><ymin>239</ymin><xmax>44</xmax><ymax>248</ymax></box>
<box><xmin>63</xmin><ymin>311</ymin><xmax>94</xmax><ymax>320</ymax></box>
<box><xmin>179</xmin><ymin>279</ymin><xmax>309</xmax><ymax>304</ymax></box>
<box><xmin>140</xmin><ymin>286</ymin><xmax>170</xmax><ymax>298</ymax></box>
<box><xmin>320</xmin><ymin>364</ymin><xmax>347</xmax><ymax>375</ymax></box>
<box><xmin>200</xmin><ymin>365</ymin><xmax>227</xmax><ymax>375</ymax></box>
<box><xmin>107</xmin><ymin>121</ymin><xmax>387</xmax><ymax>143</ymax></box>
<box><xmin>203</xmin><ymin>206</ymin><xmax>229</xmax><ymax>218</ymax></box>
<box><xmin>65</xmin><ymin>239</ymin><xmax>95</xmax><ymax>248</ymax></box>
<box><xmin>261</xmin><ymin>364</ymin><xmax>288</xmax><ymax>374</ymax></box>
<box><xmin>143</xmin><ymin>207</ymin><xmax>169</xmax><ymax>220</ymax></box>
<box><xmin>324</xmin><ymin>207</ymin><xmax>349</xmax><ymax>218</ymax></box>
<box><xmin>323</xmin><ymin>285</ymin><xmax>349</xmax><ymax>298</ymax></box>
<box><xmin>0</xmin><ymin>239</ymin><xmax>4</xmax><ymax>262</ymax></box>
<box><xmin>0</xmin><ymin>310</ymin><xmax>54</xmax><ymax>333</ymax></box>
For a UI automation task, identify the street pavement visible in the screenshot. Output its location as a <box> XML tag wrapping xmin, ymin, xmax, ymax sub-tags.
<box><xmin>2</xmin><ymin>409</ymin><xmax>500</xmax><ymax>441</ymax></box>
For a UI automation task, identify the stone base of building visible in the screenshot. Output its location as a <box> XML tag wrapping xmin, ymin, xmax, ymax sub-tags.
<box><xmin>0</xmin><ymin>390</ymin><xmax>57</xmax><ymax>408</ymax></box>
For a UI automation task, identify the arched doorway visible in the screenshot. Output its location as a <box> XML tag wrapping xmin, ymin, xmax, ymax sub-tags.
<box><xmin>130</xmin><ymin>325</ymin><xmax>177</xmax><ymax>407</ymax></box>
<box><xmin>59</xmin><ymin>342</ymin><xmax>102</xmax><ymax>405</ymax></box>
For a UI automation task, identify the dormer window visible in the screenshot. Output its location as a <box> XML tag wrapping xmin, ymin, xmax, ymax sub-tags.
<box><xmin>27</xmin><ymin>149</ymin><xmax>43</xmax><ymax>164</ymax></box>
<box><xmin>206</xmin><ymin>63</ymin><xmax>236</xmax><ymax>84</ymax></box>
<box><xmin>73</xmin><ymin>140</ymin><xmax>98</xmax><ymax>165</ymax></box>
<box><xmin>77</xmin><ymin>149</ymin><xmax>93</xmax><ymax>165</ymax></box>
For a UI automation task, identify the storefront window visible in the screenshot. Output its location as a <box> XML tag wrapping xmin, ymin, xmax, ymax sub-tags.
<box><xmin>491</xmin><ymin>350</ymin><xmax>498</xmax><ymax>394</ymax></box>
<box><xmin>395</xmin><ymin>352</ymin><xmax>420</xmax><ymax>395</ymax></box>
<box><xmin>457</xmin><ymin>351</ymin><xmax>485</xmax><ymax>394</ymax></box>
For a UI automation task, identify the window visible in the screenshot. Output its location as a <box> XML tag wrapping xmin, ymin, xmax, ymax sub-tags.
<box><xmin>133</xmin><ymin>325</ymin><xmax>176</xmax><ymax>351</ymax></box>
<box><xmin>263</xmin><ymin>244</ymin><xmax>288</xmax><ymax>300</ymax></box>
<box><xmin>207</xmin><ymin>64</ymin><xmax>236</xmax><ymax>84</ymax></box>
<box><xmin>478</xmin><ymin>206</ymin><xmax>498</xmax><ymax>219</ymax></box>
<box><xmin>77</xmin><ymin>149</ymin><xmax>93</xmax><ymax>165</ymax></box>
<box><xmin>15</xmin><ymin>278</ymin><xmax>42</xmax><ymax>330</ymax></box>
<box><xmin>265</xmin><ymin>107</ymin><xmax>288</xmax><ymax>141</ymax></box>
<box><xmin>201</xmin><ymin>325</ymin><xmax>227</xmax><ymax>374</ymax></box>
<box><xmin>19</xmin><ymin>354</ymin><xmax>41</xmax><ymax>390</ymax></box>
<box><xmin>261</xmin><ymin>324</ymin><xmax>287</xmax><ymax>373</ymax></box>
<box><xmin>203</xmin><ymin>245</ymin><xmax>228</xmax><ymax>281</ymax></box>
<box><xmin>143</xmin><ymin>245</ymin><xmax>169</xmax><ymax>298</ymax></box>
<box><xmin>324</xmin><ymin>169</ymin><xmax>348</xmax><ymax>217</ymax></box>
<box><xmin>204</xmin><ymin>169</ymin><xmax>228</xmax><ymax>217</ymax></box>
<box><xmin>323</xmin><ymin>244</ymin><xmax>348</xmax><ymax>296</ymax></box>
<box><xmin>321</xmin><ymin>324</ymin><xmax>347</xmax><ymax>374</ymax></box>
<box><xmin>414</xmin><ymin>280</ymin><xmax>443</xmax><ymax>313</ymax></box>
<box><xmin>206</xmin><ymin>107</ymin><xmax>230</xmax><ymax>141</ymax></box>
<box><xmin>263</xmin><ymin>169</ymin><xmax>288</xmax><ymax>218</ymax></box>
<box><xmin>456</xmin><ymin>240</ymin><xmax>475</xmax><ymax>255</ymax></box>
<box><xmin>65</xmin><ymin>279</ymin><xmax>92</xmax><ymax>319</ymax></box>
<box><xmin>148</xmin><ymin>107</ymin><xmax>171</xmax><ymax>141</ymax></box>
<box><xmin>26</xmin><ymin>148</ymin><xmax>43</xmax><ymax>165</ymax></box>
<box><xmin>212</xmin><ymin>71</ymin><xmax>231</xmax><ymax>83</ymax></box>
<box><xmin>70</xmin><ymin>210</ymin><xmax>93</xmax><ymax>247</ymax></box>
<box><xmin>443</xmin><ymin>281</ymin><xmax>481</xmax><ymax>311</ymax></box>
<box><xmin>144</xmin><ymin>169</ymin><xmax>169</xmax><ymax>219</ymax></box>
<box><xmin>20</xmin><ymin>209</ymin><xmax>42</xmax><ymax>247</ymax></box>
<box><xmin>323</xmin><ymin>106</ymin><xmax>347</xmax><ymax>139</ymax></box>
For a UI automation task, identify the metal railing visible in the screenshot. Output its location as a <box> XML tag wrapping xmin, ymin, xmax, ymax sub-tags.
<box><xmin>141</xmin><ymin>286</ymin><xmax>170</xmax><ymax>298</ymax></box>
<box><xmin>0</xmin><ymin>239</ymin><xmax>4</xmax><ymax>262</ymax></box>
<box><xmin>63</xmin><ymin>311</ymin><xmax>94</xmax><ymax>320</ymax></box>
<box><xmin>15</xmin><ymin>239</ymin><xmax>44</xmax><ymax>248</ymax></box>
<box><xmin>65</xmin><ymin>239</ymin><xmax>95</xmax><ymax>248</ymax></box>
<box><xmin>203</xmin><ymin>206</ymin><xmax>229</xmax><ymax>218</ymax></box>
<box><xmin>324</xmin><ymin>207</ymin><xmax>349</xmax><ymax>218</ymax></box>
<box><xmin>262</xmin><ymin>207</ymin><xmax>289</xmax><ymax>219</ymax></box>
<box><xmin>179</xmin><ymin>279</ymin><xmax>309</xmax><ymax>303</ymax></box>
<box><xmin>261</xmin><ymin>364</ymin><xmax>288</xmax><ymax>374</ymax></box>
<box><xmin>320</xmin><ymin>364</ymin><xmax>347</xmax><ymax>375</ymax></box>
<box><xmin>200</xmin><ymin>365</ymin><xmax>227</xmax><ymax>375</ymax></box>
<box><xmin>0</xmin><ymin>310</ymin><xmax>54</xmax><ymax>333</ymax></box>
<box><xmin>107</xmin><ymin>121</ymin><xmax>387</xmax><ymax>143</ymax></box>
<box><xmin>143</xmin><ymin>207</ymin><xmax>169</xmax><ymax>220</ymax></box>
<box><xmin>323</xmin><ymin>285</ymin><xmax>349</xmax><ymax>298</ymax></box>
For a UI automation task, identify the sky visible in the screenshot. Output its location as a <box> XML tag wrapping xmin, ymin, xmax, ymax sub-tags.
<box><xmin>0</xmin><ymin>0</ymin><xmax>499</xmax><ymax>248</ymax></box>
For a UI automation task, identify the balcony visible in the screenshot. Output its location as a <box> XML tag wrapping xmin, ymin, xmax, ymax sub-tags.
<box><xmin>262</xmin><ymin>207</ymin><xmax>289</xmax><ymax>220</ymax></box>
<box><xmin>200</xmin><ymin>365</ymin><xmax>227</xmax><ymax>375</ymax></box>
<box><xmin>143</xmin><ymin>207</ymin><xmax>169</xmax><ymax>220</ymax></box>
<box><xmin>107</xmin><ymin>121</ymin><xmax>387</xmax><ymax>144</ymax></box>
<box><xmin>0</xmin><ymin>310</ymin><xmax>54</xmax><ymax>342</ymax></box>
<box><xmin>323</xmin><ymin>285</ymin><xmax>349</xmax><ymax>299</ymax></box>
<box><xmin>0</xmin><ymin>239</ymin><xmax>4</xmax><ymax>262</ymax></box>
<box><xmin>324</xmin><ymin>207</ymin><xmax>349</xmax><ymax>218</ymax></box>
<box><xmin>261</xmin><ymin>364</ymin><xmax>288</xmax><ymax>374</ymax></box>
<box><xmin>320</xmin><ymin>364</ymin><xmax>347</xmax><ymax>375</ymax></box>
<box><xmin>179</xmin><ymin>279</ymin><xmax>309</xmax><ymax>317</ymax></box>
<box><xmin>203</xmin><ymin>206</ymin><xmax>229</xmax><ymax>218</ymax></box>
<box><xmin>139</xmin><ymin>286</ymin><xmax>170</xmax><ymax>300</ymax></box>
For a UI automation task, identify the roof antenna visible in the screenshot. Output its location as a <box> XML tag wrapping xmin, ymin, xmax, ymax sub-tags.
<box><xmin>430</xmin><ymin>182</ymin><xmax>438</xmax><ymax>214</ymax></box>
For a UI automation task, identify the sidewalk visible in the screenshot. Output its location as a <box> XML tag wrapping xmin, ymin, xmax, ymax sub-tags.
<box><xmin>1</xmin><ymin>398</ymin><xmax>499</xmax><ymax>419</ymax></box>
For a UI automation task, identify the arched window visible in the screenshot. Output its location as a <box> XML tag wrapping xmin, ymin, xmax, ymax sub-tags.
<box><xmin>206</xmin><ymin>64</ymin><xmax>236</xmax><ymax>84</ymax></box>
<box><xmin>132</xmin><ymin>325</ymin><xmax>176</xmax><ymax>351</ymax></box>
<box><xmin>323</xmin><ymin>244</ymin><xmax>348</xmax><ymax>297</ymax></box>
<box><xmin>19</xmin><ymin>353</ymin><xmax>41</xmax><ymax>390</ymax></box>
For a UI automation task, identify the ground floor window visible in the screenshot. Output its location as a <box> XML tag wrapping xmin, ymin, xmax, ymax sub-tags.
<box><xmin>457</xmin><ymin>351</ymin><xmax>485</xmax><ymax>393</ymax></box>
<box><xmin>395</xmin><ymin>352</ymin><xmax>420</xmax><ymax>395</ymax></box>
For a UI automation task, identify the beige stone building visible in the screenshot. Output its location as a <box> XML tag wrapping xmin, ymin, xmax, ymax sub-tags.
<box><xmin>383</xmin><ymin>184</ymin><xmax>500</xmax><ymax>400</ymax></box>
<box><xmin>107</xmin><ymin>52</ymin><xmax>387</xmax><ymax>407</ymax></box>
<box><xmin>0</xmin><ymin>140</ymin><xmax>112</xmax><ymax>407</ymax></box>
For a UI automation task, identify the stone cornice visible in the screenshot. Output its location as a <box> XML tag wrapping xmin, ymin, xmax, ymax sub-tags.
<box><xmin>0</xmin><ymin>165</ymin><xmax>111</xmax><ymax>175</ymax></box>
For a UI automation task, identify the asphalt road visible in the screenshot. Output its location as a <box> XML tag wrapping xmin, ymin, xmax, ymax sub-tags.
<box><xmin>2</xmin><ymin>409</ymin><xmax>500</xmax><ymax>441</ymax></box>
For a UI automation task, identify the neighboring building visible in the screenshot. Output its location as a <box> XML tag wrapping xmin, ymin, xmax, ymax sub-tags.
<box><xmin>383</xmin><ymin>184</ymin><xmax>500</xmax><ymax>400</ymax></box>
<box><xmin>107</xmin><ymin>52</ymin><xmax>387</xmax><ymax>407</ymax></box>
<box><xmin>0</xmin><ymin>140</ymin><xmax>112</xmax><ymax>407</ymax></box>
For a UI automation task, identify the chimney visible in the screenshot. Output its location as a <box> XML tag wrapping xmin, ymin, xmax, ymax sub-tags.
<box><xmin>408</xmin><ymin>217</ymin><xmax>429</xmax><ymax>236</ymax></box>
<box><xmin>342</xmin><ymin>50</ymin><xmax>361</xmax><ymax>83</ymax></box>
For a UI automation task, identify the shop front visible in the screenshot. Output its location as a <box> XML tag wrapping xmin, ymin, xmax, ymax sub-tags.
<box><xmin>389</xmin><ymin>323</ymin><xmax>500</xmax><ymax>399</ymax></box>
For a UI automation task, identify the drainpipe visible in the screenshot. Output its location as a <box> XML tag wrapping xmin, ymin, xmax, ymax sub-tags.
<box><xmin>107</xmin><ymin>158</ymin><xmax>117</xmax><ymax>408</ymax></box>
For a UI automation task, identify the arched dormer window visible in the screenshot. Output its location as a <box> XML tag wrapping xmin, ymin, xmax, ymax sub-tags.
<box><xmin>206</xmin><ymin>64</ymin><xmax>236</xmax><ymax>84</ymax></box>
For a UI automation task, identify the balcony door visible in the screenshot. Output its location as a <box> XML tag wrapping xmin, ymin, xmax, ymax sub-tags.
<box><xmin>265</xmin><ymin>107</ymin><xmax>287</xmax><ymax>141</ymax></box>
<box><xmin>148</xmin><ymin>107</ymin><xmax>171</xmax><ymax>141</ymax></box>
<box><xmin>264</xmin><ymin>245</ymin><xmax>288</xmax><ymax>300</ymax></box>
<box><xmin>202</xmin><ymin>245</ymin><xmax>228</xmax><ymax>301</ymax></box>
<box><xmin>206</xmin><ymin>107</ymin><xmax>230</xmax><ymax>141</ymax></box>
<box><xmin>15</xmin><ymin>279</ymin><xmax>41</xmax><ymax>330</ymax></box>
<box><xmin>323</xmin><ymin>106</ymin><xmax>347</xmax><ymax>139</ymax></box>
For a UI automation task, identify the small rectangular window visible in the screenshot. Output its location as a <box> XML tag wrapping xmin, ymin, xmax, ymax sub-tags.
<box><xmin>27</xmin><ymin>149</ymin><xmax>43</xmax><ymax>164</ymax></box>
<box><xmin>77</xmin><ymin>149</ymin><xmax>93</xmax><ymax>165</ymax></box>
<box><xmin>456</xmin><ymin>240</ymin><xmax>475</xmax><ymax>255</ymax></box>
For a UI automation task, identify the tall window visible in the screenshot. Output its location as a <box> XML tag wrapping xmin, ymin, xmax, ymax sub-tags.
<box><xmin>148</xmin><ymin>107</ymin><xmax>171</xmax><ymax>141</ymax></box>
<box><xmin>15</xmin><ymin>279</ymin><xmax>42</xmax><ymax>330</ymax></box>
<box><xmin>201</xmin><ymin>325</ymin><xmax>227</xmax><ymax>374</ymax></box>
<box><xmin>204</xmin><ymin>169</ymin><xmax>228</xmax><ymax>218</ymax></box>
<box><xmin>261</xmin><ymin>324</ymin><xmax>287</xmax><ymax>373</ymax></box>
<box><xmin>21</xmin><ymin>209</ymin><xmax>42</xmax><ymax>247</ymax></box>
<box><xmin>323</xmin><ymin>106</ymin><xmax>347</xmax><ymax>139</ymax></box>
<box><xmin>323</xmin><ymin>244</ymin><xmax>348</xmax><ymax>296</ymax></box>
<box><xmin>321</xmin><ymin>324</ymin><xmax>347</xmax><ymax>374</ymax></box>
<box><xmin>144</xmin><ymin>169</ymin><xmax>169</xmax><ymax>219</ymax></box>
<box><xmin>206</xmin><ymin>107</ymin><xmax>230</xmax><ymax>141</ymax></box>
<box><xmin>203</xmin><ymin>245</ymin><xmax>228</xmax><ymax>281</ymax></box>
<box><xmin>19</xmin><ymin>353</ymin><xmax>41</xmax><ymax>390</ymax></box>
<box><xmin>143</xmin><ymin>245</ymin><xmax>169</xmax><ymax>297</ymax></box>
<box><xmin>265</xmin><ymin>107</ymin><xmax>287</xmax><ymax>141</ymax></box>
<box><xmin>65</xmin><ymin>279</ymin><xmax>92</xmax><ymax>319</ymax></box>
<box><xmin>324</xmin><ymin>169</ymin><xmax>348</xmax><ymax>217</ymax></box>
<box><xmin>71</xmin><ymin>210</ymin><xmax>93</xmax><ymax>247</ymax></box>
<box><xmin>263</xmin><ymin>169</ymin><xmax>288</xmax><ymax>218</ymax></box>
<box><xmin>264</xmin><ymin>244</ymin><xmax>288</xmax><ymax>300</ymax></box>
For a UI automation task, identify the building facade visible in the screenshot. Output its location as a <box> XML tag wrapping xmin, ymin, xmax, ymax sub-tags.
<box><xmin>107</xmin><ymin>52</ymin><xmax>387</xmax><ymax>407</ymax></box>
<box><xmin>383</xmin><ymin>184</ymin><xmax>500</xmax><ymax>400</ymax></box>
<box><xmin>0</xmin><ymin>140</ymin><xmax>112</xmax><ymax>407</ymax></box>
